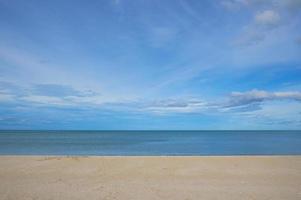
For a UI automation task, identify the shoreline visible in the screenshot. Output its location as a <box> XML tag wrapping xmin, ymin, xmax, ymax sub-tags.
<box><xmin>1</xmin><ymin>156</ymin><xmax>301</xmax><ymax>200</ymax></box>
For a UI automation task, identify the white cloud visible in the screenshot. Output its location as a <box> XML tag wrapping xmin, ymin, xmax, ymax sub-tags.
<box><xmin>244</xmin><ymin>100</ymin><xmax>301</xmax><ymax>127</ymax></box>
<box><xmin>142</xmin><ymin>98</ymin><xmax>208</xmax><ymax>114</ymax></box>
<box><xmin>148</xmin><ymin>27</ymin><xmax>178</xmax><ymax>48</ymax></box>
<box><xmin>221</xmin><ymin>0</ymin><xmax>265</xmax><ymax>10</ymax></box>
<box><xmin>0</xmin><ymin>81</ymin><xmax>135</xmax><ymax>108</ymax></box>
<box><xmin>0</xmin><ymin>92</ymin><xmax>15</xmax><ymax>102</ymax></box>
<box><xmin>234</xmin><ymin>30</ymin><xmax>265</xmax><ymax>46</ymax></box>
<box><xmin>234</xmin><ymin>9</ymin><xmax>281</xmax><ymax>46</ymax></box>
<box><xmin>19</xmin><ymin>94</ymin><xmax>123</xmax><ymax>107</ymax></box>
<box><xmin>65</xmin><ymin>95</ymin><xmax>122</xmax><ymax>105</ymax></box>
<box><xmin>9</xmin><ymin>87</ymin><xmax>301</xmax><ymax>115</ymax></box>
<box><xmin>255</xmin><ymin>10</ymin><xmax>281</xmax><ymax>28</ymax></box>
<box><xmin>21</xmin><ymin>95</ymin><xmax>72</xmax><ymax>106</ymax></box>
<box><xmin>274</xmin><ymin>91</ymin><xmax>301</xmax><ymax>100</ymax></box>
<box><xmin>226</xmin><ymin>89</ymin><xmax>301</xmax><ymax>107</ymax></box>
<box><xmin>221</xmin><ymin>0</ymin><xmax>249</xmax><ymax>10</ymax></box>
<box><xmin>2</xmin><ymin>80</ymin><xmax>301</xmax><ymax>118</ymax></box>
<box><xmin>0</xmin><ymin>45</ymin><xmax>135</xmax><ymax>102</ymax></box>
<box><xmin>223</xmin><ymin>0</ymin><xmax>300</xmax><ymax>46</ymax></box>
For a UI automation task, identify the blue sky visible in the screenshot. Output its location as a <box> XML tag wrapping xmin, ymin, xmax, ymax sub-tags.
<box><xmin>0</xmin><ymin>0</ymin><xmax>301</xmax><ymax>130</ymax></box>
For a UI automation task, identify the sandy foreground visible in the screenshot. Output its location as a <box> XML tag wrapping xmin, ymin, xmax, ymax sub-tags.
<box><xmin>0</xmin><ymin>156</ymin><xmax>300</xmax><ymax>200</ymax></box>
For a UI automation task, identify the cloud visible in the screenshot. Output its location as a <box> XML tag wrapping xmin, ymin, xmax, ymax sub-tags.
<box><xmin>64</xmin><ymin>95</ymin><xmax>110</xmax><ymax>105</ymax></box>
<box><xmin>225</xmin><ymin>103</ymin><xmax>262</xmax><ymax>112</ymax></box>
<box><xmin>254</xmin><ymin>10</ymin><xmax>281</xmax><ymax>28</ymax></box>
<box><xmin>0</xmin><ymin>82</ymin><xmax>115</xmax><ymax>107</ymax></box>
<box><xmin>297</xmin><ymin>36</ymin><xmax>301</xmax><ymax>45</ymax></box>
<box><xmin>222</xmin><ymin>0</ymin><xmax>301</xmax><ymax>10</ymax></box>
<box><xmin>224</xmin><ymin>0</ymin><xmax>300</xmax><ymax>46</ymax></box>
<box><xmin>1</xmin><ymin>79</ymin><xmax>301</xmax><ymax>117</ymax></box>
<box><xmin>32</xmin><ymin>84</ymin><xmax>80</xmax><ymax>97</ymax></box>
<box><xmin>279</xmin><ymin>0</ymin><xmax>301</xmax><ymax>11</ymax></box>
<box><xmin>221</xmin><ymin>0</ymin><xmax>249</xmax><ymax>10</ymax></box>
<box><xmin>0</xmin><ymin>91</ymin><xmax>15</xmax><ymax>102</ymax></box>
<box><xmin>20</xmin><ymin>89</ymin><xmax>300</xmax><ymax>114</ymax></box>
<box><xmin>19</xmin><ymin>93</ymin><xmax>112</xmax><ymax>107</ymax></box>
<box><xmin>221</xmin><ymin>1</ymin><xmax>237</xmax><ymax>10</ymax></box>
<box><xmin>112</xmin><ymin>0</ymin><xmax>120</xmax><ymax>5</ymax></box>
<box><xmin>234</xmin><ymin>9</ymin><xmax>282</xmax><ymax>46</ymax></box>
<box><xmin>226</xmin><ymin>89</ymin><xmax>301</xmax><ymax>108</ymax></box>
<box><xmin>148</xmin><ymin>27</ymin><xmax>178</xmax><ymax>48</ymax></box>
<box><xmin>234</xmin><ymin>30</ymin><xmax>265</xmax><ymax>46</ymax></box>
<box><xmin>20</xmin><ymin>95</ymin><xmax>72</xmax><ymax>106</ymax></box>
<box><xmin>221</xmin><ymin>0</ymin><xmax>260</xmax><ymax>10</ymax></box>
<box><xmin>0</xmin><ymin>82</ymin><xmax>210</xmax><ymax>113</ymax></box>
<box><xmin>179</xmin><ymin>0</ymin><xmax>204</xmax><ymax>21</ymax></box>
<box><xmin>142</xmin><ymin>98</ymin><xmax>208</xmax><ymax>114</ymax></box>
<box><xmin>19</xmin><ymin>93</ymin><xmax>121</xmax><ymax>108</ymax></box>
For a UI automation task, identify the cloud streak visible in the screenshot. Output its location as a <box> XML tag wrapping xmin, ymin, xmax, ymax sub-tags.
<box><xmin>143</xmin><ymin>99</ymin><xmax>207</xmax><ymax>114</ymax></box>
<box><xmin>0</xmin><ymin>92</ymin><xmax>15</xmax><ymax>102</ymax></box>
<box><xmin>226</xmin><ymin>89</ymin><xmax>301</xmax><ymax>108</ymax></box>
<box><xmin>1</xmin><ymin>81</ymin><xmax>301</xmax><ymax>115</ymax></box>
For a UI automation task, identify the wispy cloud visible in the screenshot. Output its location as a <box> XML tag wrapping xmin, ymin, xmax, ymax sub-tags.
<box><xmin>32</xmin><ymin>84</ymin><xmax>81</xmax><ymax>97</ymax></box>
<box><xmin>234</xmin><ymin>11</ymin><xmax>282</xmax><ymax>46</ymax></box>
<box><xmin>142</xmin><ymin>98</ymin><xmax>208</xmax><ymax>114</ymax></box>
<box><xmin>0</xmin><ymin>82</ymin><xmax>124</xmax><ymax>107</ymax></box>
<box><xmin>223</xmin><ymin>0</ymin><xmax>301</xmax><ymax>46</ymax></box>
<box><xmin>0</xmin><ymin>91</ymin><xmax>15</xmax><ymax>102</ymax></box>
<box><xmin>222</xmin><ymin>0</ymin><xmax>301</xmax><ymax>11</ymax></box>
<box><xmin>2</xmin><ymin>80</ymin><xmax>301</xmax><ymax>115</ymax></box>
<box><xmin>1</xmin><ymin>83</ymin><xmax>301</xmax><ymax>129</ymax></box>
<box><xmin>255</xmin><ymin>10</ymin><xmax>281</xmax><ymax>28</ymax></box>
<box><xmin>225</xmin><ymin>89</ymin><xmax>301</xmax><ymax>108</ymax></box>
<box><xmin>148</xmin><ymin>26</ymin><xmax>178</xmax><ymax>48</ymax></box>
<box><xmin>20</xmin><ymin>95</ymin><xmax>72</xmax><ymax>106</ymax></box>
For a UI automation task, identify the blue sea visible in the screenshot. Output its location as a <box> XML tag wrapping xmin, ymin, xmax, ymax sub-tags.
<box><xmin>0</xmin><ymin>130</ymin><xmax>301</xmax><ymax>155</ymax></box>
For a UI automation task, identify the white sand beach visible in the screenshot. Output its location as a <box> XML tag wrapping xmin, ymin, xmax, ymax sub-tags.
<box><xmin>0</xmin><ymin>156</ymin><xmax>301</xmax><ymax>200</ymax></box>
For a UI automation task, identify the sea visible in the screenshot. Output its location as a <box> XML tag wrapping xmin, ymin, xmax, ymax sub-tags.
<box><xmin>0</xmin><ymin>130</ymin><xmax>301</xmax><ymax>155</ymax></box>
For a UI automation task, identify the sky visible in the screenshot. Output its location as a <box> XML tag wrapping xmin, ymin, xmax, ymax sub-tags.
<box><xmin>0</xmin><ymin>0</ymin><xmax>301</xmax><ymax>130</ymax></box>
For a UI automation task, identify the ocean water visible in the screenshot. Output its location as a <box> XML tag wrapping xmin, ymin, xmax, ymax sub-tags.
<box><xmin>0</xmin><ymin>130</ymin><xmax>301</xmax><ymax>155</ymax></box>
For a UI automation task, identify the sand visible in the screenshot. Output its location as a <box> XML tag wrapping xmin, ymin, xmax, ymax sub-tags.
<box><xmin>0</xmin><ymin>156</ymin><xmax>300</xmax><ymax>200</ymax></box>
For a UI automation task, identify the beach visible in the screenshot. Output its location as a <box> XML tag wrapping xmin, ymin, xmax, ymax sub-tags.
<box><xmin>0</xmin><ymin>156</ymin><xmax>300</xmax><ymax>200</ymax></box>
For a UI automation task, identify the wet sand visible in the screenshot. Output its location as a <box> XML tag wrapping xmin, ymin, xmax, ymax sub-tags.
<box><xmin>0</xmin><ymin>156</ymin><xmax>300</xmax><ymax>200</ymax></box>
